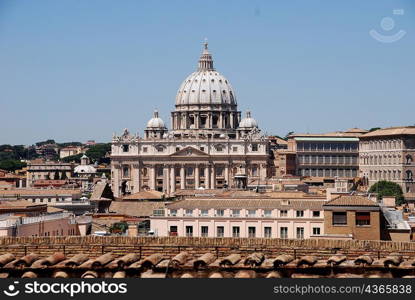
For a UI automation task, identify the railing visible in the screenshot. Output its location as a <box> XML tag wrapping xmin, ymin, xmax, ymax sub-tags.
<box><xmin>21</xmin><ymin>212</ymin><xmax>71</xmax><ymax>225</ymax></box>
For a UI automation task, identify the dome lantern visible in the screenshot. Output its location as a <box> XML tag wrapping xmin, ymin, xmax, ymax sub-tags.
<box><xmin>198</xmin><ymin>39</ymin><xmax>215</xmax><ymax>71</ymax></box>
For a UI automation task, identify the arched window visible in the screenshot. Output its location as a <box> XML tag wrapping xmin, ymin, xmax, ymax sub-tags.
<box><xmin>406</xmin><ymin>170</ymin><xmax>413</xmax><ymax>180</ymax></box>
<box><xmin>406</xmin><ymin>155</ymin><xmax>413</xmax><ymax>164</ymax></box>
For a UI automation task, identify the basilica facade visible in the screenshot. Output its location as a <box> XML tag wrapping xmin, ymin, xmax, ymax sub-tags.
<box><xmin>110</xmin><ymin>42</ymin><xmax>270</xmax><ymax>197</ymax></box>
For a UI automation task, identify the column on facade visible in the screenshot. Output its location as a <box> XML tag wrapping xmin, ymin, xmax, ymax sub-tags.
<box><xmin>195</xmin><ymin>113</ymin><xmax>199</xmax><ymax>129</ymax></box>
<box><xmin>260</xmin><ymin>163</ymin><xmax>267</xmax><ymax>179</ymax></box>
<box><xmin>163</xmin><ymin>165</ymin><xmax>170</xmax><ymax>194</ymax></box>
<box><xmin>180</xmin><ymin>165</ymin><xmax>186</xmax><ymax>189</ymax></box>
<box><xmin>230</xmin><ymin>113</ymin><xmax>234</xmax><ymax>129</ymax></box>
<box><xmin>170</xmin><ymin>166</ymin><xmax>176</xmax><ymax>194</ymax></box>
<box><xmin>210</xmin><ymin>164</ymin><xmax>216</xmax><ymax>189</ymax></box>
<box><xmin>219</xmin><ymin>113</ymin><xmax>223</xmax><ymax>129</ymax></box>
<box><xmin>112</xmin><ymin>164</ymin><xmax>120</xmax><ymax>197</ymax></box>
<box><xmin>149</xmin><ymin>165</ymin><xmax>156</xmax><ymax>190</ymax></box>
<box><xmin>224</xmin><ymin>164</ymin><xmax>229</xmax><ymax>186</ymax></box>
<box><xmin>204</xmin><ymin>164</ymin><xmax>210</xmax><ymax>189</ymax></box>
<box><xmin>132</xmin><ymin>164</ymin><xmax>141</xmax><ymax>193</ymax></box>
<box><xmin>195</xmin><ymin>164</ymin><xmax>200</xmax><ymax>189</ymax></box>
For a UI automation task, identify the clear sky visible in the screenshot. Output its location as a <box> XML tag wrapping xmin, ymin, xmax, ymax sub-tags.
<box><xmin>1</xmin><ymin>0</ymin><xmax>414</xmax><ymax>145</ymax></box>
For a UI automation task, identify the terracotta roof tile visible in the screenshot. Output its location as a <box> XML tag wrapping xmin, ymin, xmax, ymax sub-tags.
<box><xmin>362</xmin><ymin>126</ymin><xmax>415</xmax><ymax>138</ymax></box>
<box><xmin>166</xmin><ymin>198</ymin><xmax>324</xmax><ymax>210</ymax></box>
<box><xmin>324</xmin><ymin>195</ymin><xmax>379</xmax><ymax>207</ymax></box>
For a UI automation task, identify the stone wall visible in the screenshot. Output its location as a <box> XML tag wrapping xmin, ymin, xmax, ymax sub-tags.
<box><xmin>1</xmin><ymin>236</ymin><xmax>415</xmax><ymax>259</ymax></box>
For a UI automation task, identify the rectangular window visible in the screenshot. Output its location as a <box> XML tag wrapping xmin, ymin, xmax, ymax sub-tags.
<box><xmin>231</xmin><ymin>209</ymin><xmax>240</xmax><ymax>217</ymax></box>
<box><xmin>170</xmin><ymin>209</ymin><xmax>177</xmax><ymax>216</ymax></box>
<box><xmin>296</xmin><ymin>210</ymin><xmax>304</xmax><ymax>218</ymax></box>
<box><xmin>312</xmin><ymin>227</ymin><xmax>321</xmax><ymax>235</ymax></box>
<box><xmin>152</xmin><ymin>209</ymin><xmax>165</xmax><ymax>216</ymax></box>
<box><xmin>251</xmin><ymin>144</ymin><xmax>258</xmax><ymax>151</ymax></box>
<box><xmin>280</xmin><ymin>227</ymin><xmax>288</xmax><ymax>239</ymax></box>
<box><xmin>201</xmin><ymin>209</ymin><xmax>209</xmax><ymax>217</ymax></box>
<box><xmin>312</xmin><ymin>211</ymin><xmax>320</xmax><ymax>217</ymax></box>
<box><xmin>264</xmin><ymin>227</ymin><xmax>272</xmax><ymax>238</ymax></box>
<box><xmin>122</xmin><ymin>166</ymin><xmax>130</xmax><ymax>177</ymax></box>
<box><xmin>356</xmin><ymin>212</ymin><xmax>371</xmax><ymax>226</ymax></box>
<box><xmin>185</xmin><ymin>226</ymin><xmax>193</xmax><ymax>237</ymax></box>
<box><xmin>248</xmin><ymin>209</ymin><xmax>256</xmax><ymax>217</ymax></box>
<box><xmin>296</xmin><ymin>227</ymin><xmax>304</xmax><ymax>239</ymax></box>
<box><xmin>169</xmin><ymin>226</ymin><xmax>178</xmax><ymax>236</ymax></box>
<box><xmin>232</xmin><ymin>146</ymin><xmax>238</xmax><ymax>152</ymax></box>
<box><xmin>122</xmin><ymin>144</ymin><xmax>129</xmax><ymax>152</ymax></box>
<box><xmin>217</xmin><ymin>226</ymin><xmax>224</xmax><ymax>237</ymax></box>
<box><xmin>200</xmin><ymin>147</ymin><xmax>205</xmax><ymax>152</ymax></box>
<box><xmin>201</xmin><ymin>226</ymin><xmax>209</xmax><ymax>237</ymax></box>
<box><xmin>185</xmin><ymin>209</ymin><xmax>193</xmax><ymax>217</ymax></box>
<box><xmin>232</xmin><ymin>226</ymin><xmax>240</xmax><ymax>238</ymax></box>
<box><xmin>215</xmin><ymin>209</ymin><xmax>224</xmax><ymax>217</ymax></box>
<box><xmin>143</xmin><ymin>147</ymin><xmax>147</xmax><ymax>153</ymax></box>
<box><xmin>280</xmin><ymin>210</ymin><xmax>288</xmax><ymax>217</ymax></box>
<box><xmin>332</xmin><ymin>212</ymin><xmax>347</xmax><ymax>225</ymax></box>
<box><xmin>248</xmin><ymin>227</ymin><xmax>256</xmax><ymax>238</ymax></box>
<box><xmin>264</xmin><ymin>209</ymin><xmax>272</xmax><ymax>218</ymax></box>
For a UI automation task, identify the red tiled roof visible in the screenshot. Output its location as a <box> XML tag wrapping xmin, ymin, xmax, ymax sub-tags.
<box><xmin>324</xmin><ymin>195</ymin><xmax>379</xmax><ymax>207</ymax></box>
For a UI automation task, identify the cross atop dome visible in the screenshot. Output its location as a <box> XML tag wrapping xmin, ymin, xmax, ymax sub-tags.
<box><xmin>203</xmin><ymin>38</ymin><xmax>209</xmax><ymax>51</ymax></box>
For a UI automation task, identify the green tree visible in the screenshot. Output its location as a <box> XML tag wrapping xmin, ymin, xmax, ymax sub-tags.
<box><xmin>61</xmin><ymin>153</ymin><xmax>83</xmax><ymax>163</ymax></box>
<box><xmin>57</xmin><ymin>142</ymin><xmax>82</xmax><ymax>147</ymax></box>
<box><xmin>109</xmin><ymin>222</ymin><xmax>128</xmax><ymax>234</ymax></box>
<box><xmin>369</xmin><ymin>127</ymin><xmax>381</xmax><ymax>132</ymax></box>
<box><xmin>85</xmin><ymin>143</ymin><xmax>111</xmax><ymax>164</ymax></box>
<box><xmin>0</xmin><ymin>160</ymin><xmax>26</xmax><ymax>172</ymax></box>
<box><xmin>284</xmin><ymin>131</ymin><xmax>294</xmax><ymax>140</ymax></box>
<box><xmin>36</xmin><ymin>139</ymin><xmax>56</xmax><ymax>146</ymax></box>
<box><xmin>368</xmin><ymin>180</ymin><xmax>405</xmax><ymax>205</ymax></box>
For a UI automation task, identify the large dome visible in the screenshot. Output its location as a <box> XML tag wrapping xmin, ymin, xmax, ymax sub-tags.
<box><xmin>175</xmin><ymin>42</ymin><xmax>236</xmax><ymax>107</ymax></box>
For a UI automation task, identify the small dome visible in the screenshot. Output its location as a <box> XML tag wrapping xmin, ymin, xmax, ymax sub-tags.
<box><xmin>239</xmin><ymin>111</ymin><xmax>258</xmax><ymax>128</ymax></box>
<box><xmin>146</xmin><ymin>110</ymin><xmax>166</xmax><ymax>129</ymax></box>
<box><xmin>74</xmin><ymin>165</ymin><xmax>97</xmax><ymax>174</ymax></box>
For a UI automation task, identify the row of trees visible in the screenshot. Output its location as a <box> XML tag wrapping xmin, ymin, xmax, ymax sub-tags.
<box><xmin>0</xmin><ymin>145</ymin><xmax>39</xmax><ymax>171</ymax></box>
<box><xmin>62</xmin><ymin>143</ymin><xmax>111</xmax><ymax>164</ymax></box>
<box><xmin>0</xmin><ymin>141</ymin><xmax>111</xmax><ymax>172</ymax></box>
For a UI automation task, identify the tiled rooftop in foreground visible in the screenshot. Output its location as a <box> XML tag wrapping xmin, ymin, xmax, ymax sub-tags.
<box><xmin>1</xmin><ymin>236</ymin><xmax>415</xmax><ymax>278</ymax></box>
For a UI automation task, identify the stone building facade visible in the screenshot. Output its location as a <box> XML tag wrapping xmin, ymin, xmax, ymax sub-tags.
<box><xmin>111</xmin><ymin>42</ymin><xmax>270</xmax><ymax>197</ymax></box>
<box><xmin>150</xmin><ymin>197</ymin><xmax>325</xmax><ymax>239</ymax></box>
<box><xmin>359</xmin><ymin>127</ymin><xmax>415</xmax><ymax>199</ymax></box>
<box><xmin>288</xmin><ymin>128</ymin><xmax>368</xmax><ymax>178</ymax></box>
<box><xmin>26</xmin><ymin>160</ymin><xmax>73</xmax><ymax>187</ymax></box>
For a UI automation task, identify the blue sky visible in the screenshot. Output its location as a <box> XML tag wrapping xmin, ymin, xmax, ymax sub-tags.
<box><xmin>1</xmin><ymin>0</ymin><xmax>414</xmax><ymax>145</ymax></box>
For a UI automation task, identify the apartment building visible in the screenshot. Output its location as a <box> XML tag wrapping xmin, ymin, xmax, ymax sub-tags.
<box><xmin>288</xmin><ymin>128</ymin><xmax>367</xmax><ymax>179</ymax></box>
<box><xmin>150</xmin><ymin>197</ymin><xmax>325</xmax><ymax>239</ymax></box>
<box><xmin>359</xmin><ymin>126</ymin><xmax>415</xmax><ymax>200</ymax></box>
